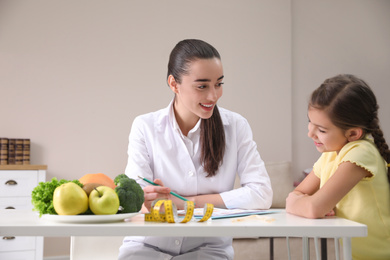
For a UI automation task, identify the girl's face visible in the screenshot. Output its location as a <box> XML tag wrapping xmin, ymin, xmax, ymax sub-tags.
<box><xmin>307</xmin><ymin>107</ymin><xmax>349</xmax><ymax>154</ymax></box>
<box><xmin>170</xmin><ymin>58</ymin><xmax>224</xmax><ymax>126</ymax></box>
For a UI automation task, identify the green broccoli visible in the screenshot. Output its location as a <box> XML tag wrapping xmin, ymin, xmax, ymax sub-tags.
<box><xmin>114</xmin><ymin>174</ymin><xmax>144</xmax><ymax>213</ymax></box>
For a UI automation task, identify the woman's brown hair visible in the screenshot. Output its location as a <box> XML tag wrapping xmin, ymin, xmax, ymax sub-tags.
<box><xmin>310</xmin><ymin>74</ymin><xmax>390</xmax><ymax>181</ymax></box>
<box><xmin>167</xmin><ymin>39</ymin><xmax>225</xmax><ymax>177</ymax></box>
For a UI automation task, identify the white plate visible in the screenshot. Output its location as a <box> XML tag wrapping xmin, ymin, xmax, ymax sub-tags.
<box><xmin>41</xmin><ymin>212</ymin><xmax>139</xmax><ymax>223</ymax></box>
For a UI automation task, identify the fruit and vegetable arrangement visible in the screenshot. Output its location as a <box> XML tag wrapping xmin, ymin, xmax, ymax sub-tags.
<box><xmin>31</xmin><ymin>173</ymin><xmax>144</xmax><ymax>216</ymax></box>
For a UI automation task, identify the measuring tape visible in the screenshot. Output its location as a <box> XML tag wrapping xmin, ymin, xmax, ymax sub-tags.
<box><xmin>145</xmin><ymin>199</ymin><xmax>214</xmax><ymax>223</ymax></box>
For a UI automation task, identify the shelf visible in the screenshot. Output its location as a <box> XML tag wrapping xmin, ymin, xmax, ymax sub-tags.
<box><xmin>0</xmin><ymin>165</ymin><xmax>47</xmax><ymax>170</ymax></box>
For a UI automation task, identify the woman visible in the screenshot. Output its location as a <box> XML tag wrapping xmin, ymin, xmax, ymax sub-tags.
<box><xmin>119</xmin><ymin>39</ymin><xmax>272</xmax><ymax>260</ymax></box>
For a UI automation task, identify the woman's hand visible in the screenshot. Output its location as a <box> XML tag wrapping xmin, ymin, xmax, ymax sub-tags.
<box><xmin>142</xmin><ymin>179</ymin><xmax>171</xmax><ymax>212</ymax></box>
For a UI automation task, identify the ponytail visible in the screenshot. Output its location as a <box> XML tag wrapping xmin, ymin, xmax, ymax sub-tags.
<box><xmin>200</xmin><ymin>105</ymin><xmax>225</xmax><ymax>177</ymax></box>
<box><xmin>369</xmin><ymin>118</ymin><xmax>390</xmax><ymax>182</ymax></box>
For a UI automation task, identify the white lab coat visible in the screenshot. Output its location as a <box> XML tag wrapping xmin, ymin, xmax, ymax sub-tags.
<box><xmin>119</xmin><ymin>100</ymin><xmax>272</xmax><ymax>260</ymax></box>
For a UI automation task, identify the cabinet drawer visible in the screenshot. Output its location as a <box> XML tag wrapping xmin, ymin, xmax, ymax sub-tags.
<box><xmin>0</xmin><ymin>197</ymin><xmax>33</xmax><ymax>210</ymax></box>
<box><xmin>0</xmin><ymin>250</ymin><xmax>37</xmax><ymax>260</ymax></box>
<box><xmin>0</xmin><ymin>171</ymin><xmax>38</xmax><ymax>197</ymax></box>
<box><xmin>0</xmin><ymin>236</ymin><xmax>36</xmax><ymax>252</ymax></box>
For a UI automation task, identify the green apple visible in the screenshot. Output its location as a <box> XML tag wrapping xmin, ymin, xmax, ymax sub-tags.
<box><xmin>89</xmin><ymin>186</ymin><xmax>120</xmax><ymax>215</ymax></box>
<box><xmin>53</xmin><ymin>182</ymin><xmax>89</xmax><ymax>215</ymax></box>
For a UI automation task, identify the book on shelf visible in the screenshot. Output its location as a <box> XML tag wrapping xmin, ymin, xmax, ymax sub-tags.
<box><xmin>15</xmin><ymin>139</ymin><xmax>23</xmax><ymax>165</ymax></box>
<box><xmin>8</xmin><ymin>139</ymin><xmax>16</xmax><ymax>164</ymax></box>
<box><xmin>0</xmin><ymin>138</ymin><xmax>8</xmax><ymax>165</ymax></box>
<box><xmin>23</xmin><ymin>138</ymin><xmax>30</xmax><ymax>165</ymax></box>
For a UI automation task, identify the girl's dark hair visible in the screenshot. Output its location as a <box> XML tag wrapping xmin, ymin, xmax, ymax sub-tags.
<box><xmin>167</xmin><ymin>39</ymin><xmax>225</xmax><ymax>177</ymax></box>
<box><xmin>310</xmin><ymin>74</ymin><xmax>390</xmax><ymax>181</ymax></box>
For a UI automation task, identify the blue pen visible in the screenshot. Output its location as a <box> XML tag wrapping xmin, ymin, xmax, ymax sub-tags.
<box><xmin>138</xmin><ymin>175</ymin><xmax>190</xmax><ymax>202</ymax></box>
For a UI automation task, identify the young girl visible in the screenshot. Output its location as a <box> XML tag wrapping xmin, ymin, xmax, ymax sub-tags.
<box><xmin>118</xmin><ymin>39</ymin><xmax>273</xmax><ymax>260</ymax></box>
<box><xmin>286</xmin><ymin>74</ymin><xmax>390</xmax><ymax>259</ymax></box>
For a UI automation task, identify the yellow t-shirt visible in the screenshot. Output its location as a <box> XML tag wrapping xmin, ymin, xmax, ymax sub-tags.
<box><xmin>313</xmin><ymin>137</ymin><xmax>390</xmax><ymax>260</ymax></box>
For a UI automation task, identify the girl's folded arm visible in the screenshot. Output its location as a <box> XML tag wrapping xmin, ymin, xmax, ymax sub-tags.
<box><xmin>286</xmin><ymin>162</ymin><xmax>370</xmax><ymax>218</ymax></box>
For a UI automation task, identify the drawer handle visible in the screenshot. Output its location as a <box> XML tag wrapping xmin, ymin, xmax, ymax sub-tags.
<box><xmin>5</xmin><ymin>180</ymin><xmax>17</xmax><ymax>185</ymax></box>
<box><xmin>2</xmin><ymin>236</ymin><xmax>16</xmax><ymax>240</ymax></box>
<box><xmin>5</xmin><ymin>206</ymin><xmax>15</xmax><ymax>209</ymax></box>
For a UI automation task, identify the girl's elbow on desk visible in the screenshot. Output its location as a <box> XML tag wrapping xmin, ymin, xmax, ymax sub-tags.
<box><xmin>286</xmin><ymin>192</ymin><xmax>328</xmax><ymax>219</ymax></box>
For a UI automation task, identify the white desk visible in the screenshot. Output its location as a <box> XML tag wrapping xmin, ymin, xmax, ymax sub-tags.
<box><xmin>0</xmin><ymin>209</ymin><xmax>367</xmax><ymax>260</ymax></box>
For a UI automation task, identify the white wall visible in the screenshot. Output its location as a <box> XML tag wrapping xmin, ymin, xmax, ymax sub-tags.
<box><xmin>0</xmin><ymin>0</ymin><xmax>291</xmax><ymax>257</ymax></box>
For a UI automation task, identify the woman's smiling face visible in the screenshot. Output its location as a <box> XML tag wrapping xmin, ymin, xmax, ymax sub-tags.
<box><xmin>170</xmin><ymin>58</ymin><xmax>224</xmax><ymax>126</ymax></box>
<box><xmin>307</xmin><ymin>107</ymin><xmax>349</xmax><ymax>154</ymax></box>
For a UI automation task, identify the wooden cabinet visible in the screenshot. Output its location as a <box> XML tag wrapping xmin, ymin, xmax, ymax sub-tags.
<box><xmin>0</xmin><ymin>165</ymin><xmax>46</xmax><ymax>260</ymax></box>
